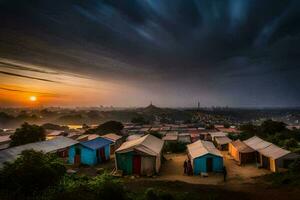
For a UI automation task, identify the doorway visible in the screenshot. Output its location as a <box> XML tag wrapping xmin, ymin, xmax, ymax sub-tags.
<box><xmin>74</xmin><ymin>147</ymin><xmax>81</xmax><ymax>165</ymax></box>
<box><xmin>98</xmin><ymin>147</ymin><xmax>106</xmax><ymax>163</ymax></box>
<box><xmin>206</xmin><ymin>157</ymin><xmax>213</xmax><ymax>172</ymax></box>
<box><xmin>262</xmin><ymin>155</ymin><xmax>270</xmax><ymax>169</ymax></box>
<box><xmin>133</xmin><ymin>155</ymin><xmax>141</xmax><ymax>175</ymax></box>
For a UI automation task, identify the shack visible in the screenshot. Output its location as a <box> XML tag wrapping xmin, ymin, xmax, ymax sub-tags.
<box><xmin>187</xmin><ymin>140</ymin><xmax>223</xmax><ymax>175</ymax></box>
<box><xmin>115</xmin><ymin>134</ymin><xmax>164</xmax><ymax>176</ymax></box>
<box><xmin>0</xmin><ymin>136</ymin><xmax>78</xmax><ymax>168</ymax></box>
<box><xmin>101</xmin><ymin>133</ymin><xmax>123</xmax><ymax>154</ymax></box>
<box><xmin>214</xmin><ymin>136</ymin><xmax>232</xmax><ymax>150</ymax></box>
<box><xmin>228</xmin><ymin>140</ymin><xmax>255</xmax><ymax>165</ymax></box>
<box><xmin>69</xmin><ymin>137</ymin><xmax>112</xmax><ymax>166</ymax></box>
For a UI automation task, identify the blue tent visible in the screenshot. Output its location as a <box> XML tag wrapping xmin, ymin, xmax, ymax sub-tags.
<box><xmin>187</xmin><ymin>140</ymin><xmax>223</xmax><ymax>174</ymax></box>
<box><xmin>69</xmin><ymin>137</ymin><xmax>112</xmax><ymax>165</ymax></box>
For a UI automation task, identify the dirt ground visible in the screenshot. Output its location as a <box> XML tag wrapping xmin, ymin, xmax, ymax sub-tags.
<box><xmin>145</xmin><ymin>152</ymin><xmax>271</xmax><ymax>185</ymax></box>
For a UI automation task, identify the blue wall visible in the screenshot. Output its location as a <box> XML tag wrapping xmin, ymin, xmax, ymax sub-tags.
<box><xmin>193</xmin><ymin>154</ymin><xmax>223</xmax><ymax>175</ymax></box>
<box><xmin>69</xmin><ymin>144</ymin><xmax>110</xmax><ymax>166</ymax></box>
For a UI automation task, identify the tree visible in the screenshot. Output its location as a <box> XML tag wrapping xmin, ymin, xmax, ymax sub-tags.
<box><xmin>89</xmin><ymin>121</ymin><xmax>124</xmax><ymax>135</ymax></box>
<box><xmin>10</xmin><ymin>122</ymin><xmax>45</xmax><ymax>147</ymax></box>
<box><xmin>284</xmin><ymin>138</ymin><xmax>298</xmax><ymax>150</ymax></box>
<box><xmin>131</xmin><ymin>116</ymin><xmax>148</xmax><ymax>125</ymax></box>
<box><xmin>0</xmin><ymin>150</ymin><xmax>66</xmax><ymax>197</ymax></box>
<box><xmin>260</xmin><ymin>120</ymin><xmax>286</xmax><ymax>135</ymax></box>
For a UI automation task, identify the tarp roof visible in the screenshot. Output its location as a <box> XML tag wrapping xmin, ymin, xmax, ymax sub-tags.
<box><xmin>101</xmin><ymin>133</ymin><xmax>122</xmax><ymax>142</ymax></box>
<box><xmin>162</xmin><ymin>134</ymin><xmax>178</xmax><ymax>141</ymax></box>
<box><xmin>0</xmin><ymin>136</ymin><xmax>78</xmax><ymax>168</ymax></box>
<box><xmin>80</xmin><ymin>137</ymin><xmax>112</xmax><ymax>150</ymax></box>
<box><xmin>230</xmin><ymin>140</ymin><xmax>255</xmax><ymax>153</ymax></box>
<box><xmin>187</xmin><ymin>140</ymin><xmax>223</xmax><ymax>159</ymax></box>
<box><xmin>0</xmin><ymin>135</ymin><xmax>11</xmax><ymax>143</ymax></box>
<box><xmin>209</xmin><ymin>131</ymin><xmax>228</xmax><ymax>140</ymax></box>
<box><xmin>116</xmin><ymin>134</ymin><xmax>164</xmax><ymax>156</ymax></box>
<box><xmin>243</xmin><ymin>136</ymin><xmax>272</xmax><ymax>151</ymax></box>
<box><xmin>258</xmin><ymin>144</ymin><xmax>290</xmax><ymax>159</ymax></box>
<box><xmin>215</xmin><ymin>136</ymin><xmax>232</xmax><ymax>145</ymax></box>
<box><xmin>127</xmin><ymin>134</ymin><xmax>143</xmax><ymax>141</ymax></box>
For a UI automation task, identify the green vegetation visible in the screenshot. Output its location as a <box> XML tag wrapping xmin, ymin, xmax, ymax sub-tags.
<box><xmin>10</xmin><ymin>122</ymin><xmax>45</xmax><ymax>147</ymax></box>
<box><xmin>87</xmin><ymin>121</ymin><xmax>124</xmax><ymax>135</ymax></box>
<box><xmin>264</xmin><ymin>158</ymin><xmax>300</xmax><ymax>186</ymax></box>
<box><xmin>131</xmin><ymin>115</ymin><xmax>149</xmax><ymax>125</ymax></box>
<box><xmin>237</xmin><ymin>120</ymin><xmax>300</xmax><ymax>151</ymax></box>
<box><xmin>0</xmin><ymin>150</ymin><xmax>66</xmax><ymax>198</ymax></box>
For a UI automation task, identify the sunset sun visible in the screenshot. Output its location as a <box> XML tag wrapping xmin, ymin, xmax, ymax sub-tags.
<box><xmin>29</xmin><ymin>96</ymin><xmax>37</xmax><ymax>102</ymax></box>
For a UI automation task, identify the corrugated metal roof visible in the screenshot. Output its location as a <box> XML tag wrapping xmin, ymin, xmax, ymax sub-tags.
<box><xmin>215</xmin><ymin>136</ymin><xmax>232</xmax><ymax>145</ymax></box>
<box><xmin>80</xmin><ymin>137</ymin><xmax>112</xmax><ymax>150</ymax></box>
<box><xmin>101</xmin><ymin>133</ymin><xmax>122</xmax><ymax>142</ymax></box>
<box><xmin>116</xmin><ymin>134</ymin><xmax>164</xmax><ymax>156</ymax></box>
<box><xmin>187</xmin><ymin>140</ymin><xmax>223</xmax><ymax>159</ymax></box>
<box><xmin>258</xmin><ymin>144</ymin><xmax>290</xmax><ymax>159</ymax></box>
<box><xmin>243</xmin><ymin>136</ymin><xmax>272</xmax><ymax>151</ymax></box>
<box><xmin>230</xmin><ymin>140</ymin><xmax>254</xmax><ymax>153</ymax></box>
<box><xmin>0</xmin><ymin>136</ymin><xmax>78</xmax><ymax>167</ymax></box>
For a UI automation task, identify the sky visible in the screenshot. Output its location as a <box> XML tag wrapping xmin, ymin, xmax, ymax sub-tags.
<box><xmin>0</xmin><ymin>0</ymin><xmax>300</xmax><ymax>107</ymax></box>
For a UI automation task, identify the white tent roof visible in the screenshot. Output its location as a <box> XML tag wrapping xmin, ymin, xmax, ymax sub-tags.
<box><xmin>187</xmin><ymin>140</ymin><xmax>223</xmax><ymax>159</ymax></box>
<box><xmin>243</xmin><ymin>136</ymin><xmax>272</xmax><ymax>151</ymax></box>
<box><xmin>0</xmin><ymin>136</ymin><xmax>78</xmax><ymax>168</ymax></box>
<box><xmin>116</xmin><ymin>134</ymin><xmax>164</xmax><ymax>156</ymax></box>
<box><xmin>258</xmin><ymin>144</ymin><xmax>290</xmax><ymax>159</ymax></box>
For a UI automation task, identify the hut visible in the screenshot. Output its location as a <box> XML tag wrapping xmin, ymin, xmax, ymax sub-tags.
<box><xmin>0</xmin><ymin>137</ymin><xmax>78</xmax><ymax>168</ymax></box>
<box><xmin>244</xmin><ymin>136</ymin><xmax>300</xmax><ymax>172</ymax></box>
<box><xmin>162</xmin><ymin>132</ymin><xmax>178</xmax><ymax>145</ymax></box>
<box><xmin>228</xmin><ymin>140</ymin><xmax>255</xmax><ymax>165</ymax></box>
<box><xmin>178</xmin><ymin>133</ymin><xmax>191</xmax><ymax>144</ymax></box>
<box><xmin>214</xmin><ymin>136</ymin><xmax>232</xmax><ymax>150</ymax></box>
<box><xmin>101</xmin><ymin>133</ymin><xmax>123</xmax><ymax>154</ymax></box>
<box><xmin>258</xmin><ymin>144</ymin><xmax>298</xmax><ymax>172</ymax></box>
<box><xmin>208</xmin><ymin>131</ymin><xmax>227</xmax><ymax>141</ymax></box>
<box><xmin>69</xmin><ymin>137</ymin><xmax>112</xmax><ymax>166</ymax></box>
<box><xmin>115</xmin><ymin>134</ymin><xmax>164</xmax><ymax>176</ymax></box>
<box><xmin>187</xmin><ymin>140</ymin><xmax>223</xmax><ymax>175</ymax></box>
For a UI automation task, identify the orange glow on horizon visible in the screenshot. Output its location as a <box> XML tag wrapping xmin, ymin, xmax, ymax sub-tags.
<box><xmin>29</xmin><ymin>96</ymin><xmax>37</xmax><ymax>102</ymax></box>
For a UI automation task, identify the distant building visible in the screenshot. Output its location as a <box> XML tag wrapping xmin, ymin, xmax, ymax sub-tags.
<box><xmin>0</xmin><ymin>135</ymin><xmax>11</xmax><ymax>150</ymax></box>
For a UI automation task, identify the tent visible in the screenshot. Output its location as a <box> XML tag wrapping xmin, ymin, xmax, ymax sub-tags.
<box><xmin>187</xmin><ymin>140</ymin><xmax>223</xmax><ymax>174</ymax></box>
<box><xmin>115</xmin><ymin>134</ymin><xmax>164</xmax><ymax>176</ymax></box>
<box><xmin>69</xmin><ymin>137</ymin><xmax>112</xmax><ymax>166</ymax></box>
<box><xmin>214</xmin><ymin>136</ymin><xmax>232</xmax><ymax>150</ymax></box>
<box><xmin>244</xmin><ymin>136</ymin><xmax>299</xmax><ymax>172</ymax></box>
<box><xmin>228</xmin><ymin>140</ymin><xmax>255</xmax><ymax>165</ymax></box>
<box><xmin>0</xmin><ymin>136</ymin><xmax>78</xmax><ymax>168</ymax></box>
<box><xmin>208</xmin><ymin>131</ymin><xmax>228</xmax><ymax>141</ymax></box>
<box><xmin>258</xmin><ymin>144</ymin><xmax>297</xmax><ymax>172</ymax></box>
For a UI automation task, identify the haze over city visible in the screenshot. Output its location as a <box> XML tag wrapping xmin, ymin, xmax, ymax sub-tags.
<box><xmin>0</xmin><ymin>0</ymin><xmax>300</xmax><ymax>107</ymax></box>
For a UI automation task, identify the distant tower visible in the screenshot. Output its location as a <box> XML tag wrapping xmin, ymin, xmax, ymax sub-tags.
<box><xmin>150</xmin><ymin>101</ymin><xmax>152</xmax><ymax>106</ymax></box>
<box><xmin>198</xmin><ymin>101</ymin><xmax>200</xmax><ymax>110</ymax></box>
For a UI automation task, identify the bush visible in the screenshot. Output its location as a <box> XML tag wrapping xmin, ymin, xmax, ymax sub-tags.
<box><xmin>144</xmin><ymin>188</ymin><xmax>175</xmax><ymax>200</ymax></box>
<box><xmin>0</xmin><ymin>150</ymin><xmax>66</xmax><ymax>198</ymax></box>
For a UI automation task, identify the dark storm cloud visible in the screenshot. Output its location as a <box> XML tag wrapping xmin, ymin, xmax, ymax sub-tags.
<box><xmin>0</xmin><ymin>0</ymin><xmax>300</xmax><ymax>106</ymax></box>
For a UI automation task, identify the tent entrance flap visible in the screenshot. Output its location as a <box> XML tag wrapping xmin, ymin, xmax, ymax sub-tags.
<box><xmin>133</xmin><ymin>155</ymin><xmax>141</xmax><ymax>175</ymax></box>
<box><xmin>206</xmin><ymin>157</ymin><xmax>213</xmax><ymax>172</ymax></box>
